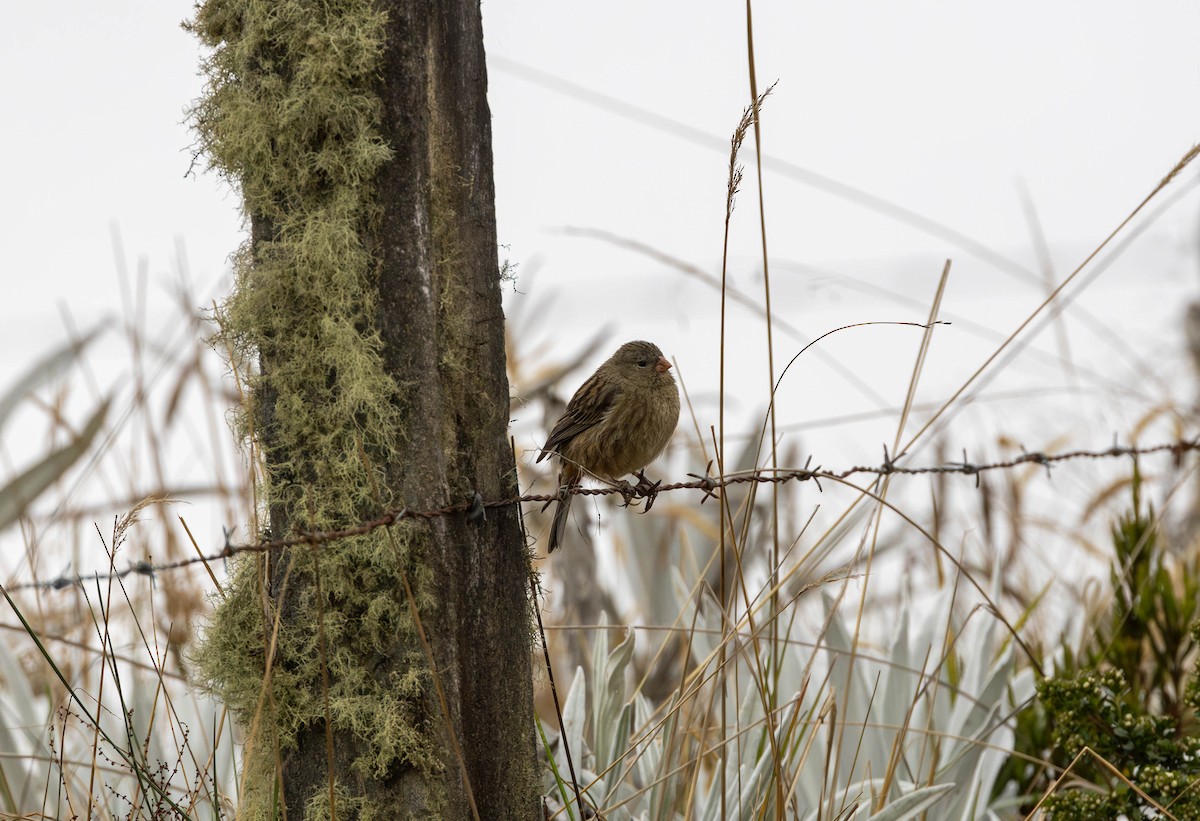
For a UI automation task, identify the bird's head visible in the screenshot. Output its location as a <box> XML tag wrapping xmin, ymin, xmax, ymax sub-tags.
<box><xmin>609</xmin><ymin>340</ymin><xmax>673</xmax><ymax>385</ymax></box>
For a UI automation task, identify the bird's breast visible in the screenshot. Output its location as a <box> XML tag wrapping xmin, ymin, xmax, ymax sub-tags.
<box><xmin>568</xmin><ymin>379</ymin><xmax>679</xmax><ymax>480</ymax></box>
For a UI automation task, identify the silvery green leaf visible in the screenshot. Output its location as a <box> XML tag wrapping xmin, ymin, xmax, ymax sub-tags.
<box><xmin>859</xmin><ymin>783</ymin><xmax>954</xmax><ymax>820</ymax></box>
<box><xmin>737</xmin><ymin>736</ymin><xmax>778</xmax><ymax>813</ymax></box>
<box><xmin>561</xmin><ymin>665</ymin><xmax>588</xmax><ymax>778</ymax></box>
<box><xmin>0</xmin><ymin>635</ymin><xmax>40</xmax><ymax>810</ymax></box>
<box><xmin>594</xmin><ymin>622</ymin><xmax>634</xmax><ymax>775</ymax></box>
<box><xmin>643</xmin><ymin>690</ymin><xmax>679</xmax><ymax>821</ymax></box>
<box><xmin>601</xmin><ymin>701</ymin><xmax>634</xmax><ymax>806</ymax></box>
<box><xmin>879</xmin><ymin>598</ymin><xmax>918</xmax><ymax>757</ymax></box>
<box><xmin>633</xmin><ymin>692</ymin><xmax>659</xmax><ymax>784</ymax></box>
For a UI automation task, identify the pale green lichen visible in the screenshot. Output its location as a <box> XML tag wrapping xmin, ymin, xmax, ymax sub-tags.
<box><xmin>303</xmin><ymin>782</ymin><xmax>389</xmax><ymax>821</ymax></box>
<box><xmin>186</xmin><ymin>0</ymin><xmax>442</xmax><ymax>816</ymax></box>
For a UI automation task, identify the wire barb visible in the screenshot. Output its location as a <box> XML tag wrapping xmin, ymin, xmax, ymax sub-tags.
<box><xmin>686</xmin><ymin>460</ymin><xmax>721</xmax><ymax>504</ymax></box>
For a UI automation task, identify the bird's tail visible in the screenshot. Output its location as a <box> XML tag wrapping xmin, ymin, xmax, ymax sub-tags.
<box><xmin>548</xmin><ymin>483</ymin><xmax>575</xmax><ymax>553</ymax></box>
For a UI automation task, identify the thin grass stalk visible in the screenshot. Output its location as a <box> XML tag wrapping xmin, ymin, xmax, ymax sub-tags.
<box><xmin>713</xmin><ymin>85</ymin><xmax>776</xmax><ymax>818</ymax></box>
<box><xmin>825</xmin><ymin>474</ymin><xmax>1037</xmax><ymax>670</ymax></box>
<box><xmin>721</xmin><ymin>481</ymin><xmax>788</xmax><ymax>806</ymax></box>
<box><xmin>109</xmin><ymin>528</ymin><xmax>211</xmax><ymax>787</ymax></box>
<box><xmin>91</xmin><ymin>581</ymin><xmax>156</xmax><ymax>817</ymax></box>
<box><xmin>33</xmin><ymin>575</ymin><xmax>188</xmax><ymax>817</ymax></box>
<box><xmin>879</xmin><ymin>647</ymin><xmax>929</xmax><ymax>803</ymax></box>
<box><xmin>901</xmin><ymin>269</ymin><xmax>951</xmax><ymax>590</ymax></box>
<box><xmin>602</xmin><ymin>682</ymin><xmax>823</xmax><ymax>817</ymax></box>
<box><xmin>86</xmin><ymin>525</ymin><xmax>121</xmax><ymax>815</ymax></box>
<box><xmin>210</xmin><ymin>721</ymin><xmax>221</xmax><ymax>818</ymax></box>
<box><xmin>536</xmin><ymin>717</ymin><xmax>577</xmax><ymax>821</ymax></box>
<box><xmin>533</xmin><ymin>592</ymin><xmax>583</xmax><ymax>820</ymax></box>
<box><xmin>705</xmin><ymin>443</ymin><xmax>790</xmax><ymax>810</ymax></box>
<box><xmin>515</xmin><ymin>458</ymin><xmax>585</xmax><ymax>818</ymax></box>
<box><xmin>914</xmin><ymin>587</ymin><xmax>962</xmax><ymax>799</ymax></box>
<box><xmin>892</xmin><ymin>265</ymin><xmax>950</xmax><ymax>464</ymax></box>
<box><xmin>706</xmin><ymin>426</ymin><xmax>749</xmax><ymax>808</ymax></box>
<box><xmin>717</xmin><ymin>98</ymin><xmax>743</xmax><ymax>821</ymax></box>
<box><xmin>179</xmin><ymin>516</ymin><xmax>224</xmax><ymax>595</ymax></box>
<box><xmin>51</xmin><ymin>713</ymin><xmax>70</xmax><ymax>819</ymax></box>
<box><xmin>742</xmin><ymin>22</ymin><xmax>784</xmax><ymax>816</ymax></box>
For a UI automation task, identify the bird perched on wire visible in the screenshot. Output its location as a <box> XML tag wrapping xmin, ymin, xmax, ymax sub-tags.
<box><xmin>538</xmin><ymin>340</ymin><xmax>681</xmax><ymax>552</ymax></box>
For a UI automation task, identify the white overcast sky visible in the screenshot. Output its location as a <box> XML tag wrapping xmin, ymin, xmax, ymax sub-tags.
<box><xmin>1</xmin><ymin>2</ymin><xmax>1194</xmax><ymax>318</ymax></box>
<box><xmin>2</xmin><ymin>2</ymin><xmax>1200</xmax><ymax>574</ymax></box>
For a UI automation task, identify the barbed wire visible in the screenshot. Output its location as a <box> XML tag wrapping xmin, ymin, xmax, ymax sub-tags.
<box><xmin>6</xmin><ymin>437</ymin><xmax>1198</xmax><ymax>593</ymax></box>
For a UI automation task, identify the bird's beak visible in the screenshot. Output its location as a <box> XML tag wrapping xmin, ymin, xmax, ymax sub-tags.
<box><xmin>655</xmin><ymin>356</ymin><xmax>672</xmax><ymax>373</ymax></box>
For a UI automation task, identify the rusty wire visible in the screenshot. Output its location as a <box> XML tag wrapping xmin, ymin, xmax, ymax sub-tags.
<box><xmin>4</xmin><ymin>437</ymin><xmax>1197</xmax><ymax>593</ymax></box>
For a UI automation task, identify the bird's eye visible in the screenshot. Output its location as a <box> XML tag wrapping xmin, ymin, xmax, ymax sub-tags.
<box><xmin>637</xmin><ymin>359</ymin><xmax>648</xmax><ymax>368</ymax></box>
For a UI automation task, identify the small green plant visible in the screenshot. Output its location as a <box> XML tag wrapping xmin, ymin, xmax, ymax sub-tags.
<box><xmin>1005</xmin><ymin>470</ymin><xmax>1200</xmax><ymax>817</ymax></box>
<box><xmin>1036</xmin><ymin>663</ymin><xmax>1200</xmax><ymax>819</ymax></box>
<box><xmin>1100</xmin><ymin>476</ymin><xmax>1199</xmax><ymax>724</ymax></box>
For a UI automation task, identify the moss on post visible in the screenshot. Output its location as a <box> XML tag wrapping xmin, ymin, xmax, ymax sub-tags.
<box><xmin>188</xmin><ymin>1</ymin><xmax>446</xmax><ymax>817</ymax></box>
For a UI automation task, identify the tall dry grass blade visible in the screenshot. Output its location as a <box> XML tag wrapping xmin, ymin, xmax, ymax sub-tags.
<box><xmin>718</xmin><ymin>85</ymin><xmax>771</xmax><ymax>820</ymax></box>
<box><xmin>178</xmin><ymin>516</ymin><xmax>224</xmax><ymax>596</ymax></box>
<box><xmin>743</xmin><ymin>16</ymin><xmax>785</xmax><ymax>807</ymax></box>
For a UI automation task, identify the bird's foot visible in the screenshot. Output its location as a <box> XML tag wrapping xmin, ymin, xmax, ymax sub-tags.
<box><xmin>633</xmin><ymin>471</ymin><xmax>661</xmax><ymax>495</ymax></box>
<box><xmin>614</xmin><ymin>479</ymin><xmax>638</xmax><ymax>508</ymax></box>
<box><xmin>633</xmin><ymin>471</ymin><xmax>663</xmax><ymax>512</ymax></box>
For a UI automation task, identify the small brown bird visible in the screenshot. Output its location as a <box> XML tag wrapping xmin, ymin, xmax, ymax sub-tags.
<box><xmin>538</xmin><ymin>340</ymin><xmax>681</xmax><ymax>552</ymax></box>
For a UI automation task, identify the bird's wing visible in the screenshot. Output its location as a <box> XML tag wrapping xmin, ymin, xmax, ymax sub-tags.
<box><xmin>537</xmin><ymin>376</ymin><xmax>622</xmax><ymax>461</ymax></box>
